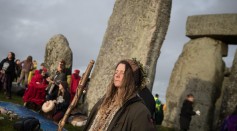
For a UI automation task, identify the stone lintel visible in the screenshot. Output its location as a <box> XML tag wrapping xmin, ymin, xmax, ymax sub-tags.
<box><xmin>186</xmin><ymin>14</ymin><xmax>237</xmax><ymax>44</ymax></box>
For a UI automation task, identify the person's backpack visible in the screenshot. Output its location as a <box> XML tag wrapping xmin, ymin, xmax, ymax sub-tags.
<box><xmin>13</xmin><ymin>117</ymin><xmax>40</xmax><ymax>131</ymax></box>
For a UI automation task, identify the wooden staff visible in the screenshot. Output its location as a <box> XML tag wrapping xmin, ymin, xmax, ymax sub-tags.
<box><xmin>58</xmin><ymin>60</ymin><xmax>95</xmax><ymax>131</ymax></box>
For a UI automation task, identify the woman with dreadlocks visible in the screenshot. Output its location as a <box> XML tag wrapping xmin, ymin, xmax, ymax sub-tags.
<box><xmin>84</xmin><ymin>59</ymin><xmax>155</xmax><ymax>131</ymax></box>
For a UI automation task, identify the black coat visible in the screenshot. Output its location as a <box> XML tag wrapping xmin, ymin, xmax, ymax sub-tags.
<box><xmin>179</xmin><ymin>100</ymin><xmax>196</xmax><ymax>130</ymax></box>
<box><xmin>0</xmin><ymin>58</ymin><xmax>16</xmax><ymax>81</ymax></box>
<box><xmin>138</xmin><ymin>87</ymin><xmax>156</xmax><ymax>117</ymax></box>
<box><xmin>55</xmin><ymin>90</ymin><xmax>71</xmax><ymax>113</ymax></box>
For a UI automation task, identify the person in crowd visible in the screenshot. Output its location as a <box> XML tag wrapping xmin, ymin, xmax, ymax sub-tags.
<box><xmin>180</xmin><ymin>94</ymin><xmax>200</xmax><ymax>131</ymax></box>
<box><xmin>221</xmin><ymin>105</ymin><xmax>237</xmax><ymax>131</ymax></box>
<box><xmin>43</xmin><ymin>81</ymin><xmax>71</xmax><ymax>122</ymax></box>
<box><xmin>45</xmin><ymin>60</ymin><xmax>67</xmax><ymax>101</ymax></box>
<box><xmin>70</xmin><ymin>69</ymin><xmax>81</xmax><ymax>102</ymax></box>
<box><xmin>17</xmin><ymin>55</ymin><xmax>33</xmax><ymax>87</ymax></box>
<box><xmin>154</xmin><ymin>94</ymin><xmax>163</xmax><ymax>125</ymax></box>
<box><xmin>23</xmin><ymin>68</ymin><xmax>48</xmax><ymax>111</ymax></box>
<box><xmin>39</xmin><ymin>63</ymin><xmax>49</xmax><ymax>78</ymax></box>
<box><xmin>15</xmin><ymin>59</ymin><xmax>22</xmax><ymax>81</ymax></box>
<box><xmin>83</xmin><ymin>59</ymin><xmax>155</xmax><ymax>131</ymax></box>
<box><xmin>0</xmin><ymin>52</ymin><xmax>16</xmax><ymax>99</ymax></box>
<box><xmin>154</xmin><ymin>94</ymin><xmax>161</xmax><ymax>108</ymax></box>
<box><xmin>27</xmin><ymin>60</ymin><xmax>37</xmax><ymax>84</ymax></box>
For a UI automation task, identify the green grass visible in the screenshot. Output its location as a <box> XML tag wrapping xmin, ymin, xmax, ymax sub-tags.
<box><xmin>0</xmin><ymin>91</ymin><xmax>24</xmax><ymax>105</ymax></box>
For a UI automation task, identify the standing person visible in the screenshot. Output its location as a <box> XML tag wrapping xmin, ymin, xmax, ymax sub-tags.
<box><xmin>45</xmin><ymin>60</ymin><xmax>67</xmax><ymax>101</ymax></box>
<box><xmin>84</xmin><ymin>59</ymin><xmax>155</xmax><ymax>131</ymax></box>
<box><xmin>27</xmin><ymin>60</ymin><xmax>37</xmax><ymax>84</ymax></box>
<box><xmin>154</xmin><ymin>94</ymin><xmax>163</xmax><ymax>125</ymax></box>
<box><xmin>15</xmin><ymin>59</ymin><xmax>22</xmax><ymax>81</ymax></box>
<box><xmin>17</xmin><ymin>55</ymin><xmax>33</xmax><ymax>87</ymax></box>
<box><xmin>221</xmin><ymin>105</ymin><xmax>237</xmax><ymax>131</ymax></box>
<box><xmin>154</xmin><ymin>94</ymin><xmax>162</xmax><ymax>111</ymax></box>
<box><xmin>180</xmin><ymin>94</ymin><xmax>200</xmax><ymax>131</ymax></box>
<box><xmin>70</xmin><ymin>69</ymin><xmax>81</xmax><ymax>102</ymax></box>
<box><xmin>0</xmin><ymin>52</ymin><xmax>16</xmax><ymax>99</ymax></box>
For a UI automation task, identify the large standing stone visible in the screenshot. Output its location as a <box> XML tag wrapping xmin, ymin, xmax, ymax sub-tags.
<box><xmin>162</xmin><ymin>37</ymin><xmax>225</xmax><ymax>130</ymax></box>
<box><xmin>186</xmin><ymin>14</ymin><xmax>237</xmax><ymax>43</ymax></box>
<box><xmin>218</xmin><ymin>49</ymin><xmax>237</xmax><ymax>126</ymax></box>
<box><xmin>86</xmin><ymin>0</ymin><xmax>171</xmax><ymax>112</ymax></box>
<box><xmin>44</xmin><ymin>34</ymin><xmax>73</xmax><ymax>75</ymax></box>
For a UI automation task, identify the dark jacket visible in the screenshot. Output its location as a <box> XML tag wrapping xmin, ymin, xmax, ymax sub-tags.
<box><xmin>55</xmin><ymin>90</ymin><xmax>71</xmax><ymax>113</ymax></box>
<box><xmin>138</xmin><ymin>87</ymin><xmax>156</xmax><ymax>117</ymax></box>
<box><xmin>84</xmin><ymin>95</ymin><xmax>156</xmax><ymax>131</ymax></box>
<box><xmin>179</xmin><ymin>100</ymin><xmax>196</xmax><ymax>129</ymax></box>
<box><xmin>0</xmin><ymin>58</ymin><xmax>16</xmax><ymax>80</ymax></box>
<box><xmin>46</xmin><ymin>71</ymin><xmax>66</xmax><ymax>101</ymax></box>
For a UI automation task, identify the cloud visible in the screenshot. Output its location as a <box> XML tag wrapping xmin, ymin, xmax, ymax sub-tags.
<box><xmin>0</xmin><ymin>0</ymin><xmax>236</xmax><ymax>103</ymax></box>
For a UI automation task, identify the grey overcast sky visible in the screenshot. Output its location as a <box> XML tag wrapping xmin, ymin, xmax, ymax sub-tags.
<box><xmin>0</xmin><ymin>0</ymin><xmax>237</xmax><ymax>102</ymax></box>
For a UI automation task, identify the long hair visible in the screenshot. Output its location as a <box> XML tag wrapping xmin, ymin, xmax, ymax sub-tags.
<box><xmin>26</xmin><ymin>56</ymin><xmax>33</xmax><ymax>63</ymax></box>
<box><xmin>100</xmin><ymin>60</ymin><xmax>137</xmax><ymax>110</ymax></box>
<box><xmin>58</xmin><ymin>81</ymin><xmax>69</xmax><ymax>96</ymax></box>
<box><xmin>8</xmin><ymin>52</ymin><xmax>15</xmax><ymax>61</ymax></box>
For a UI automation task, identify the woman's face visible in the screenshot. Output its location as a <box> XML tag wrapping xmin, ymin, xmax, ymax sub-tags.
<box><xmin>59</xmin><ymin>83</ymin><xmax>64</xmax><ymax>91</ymax></box>
<box><xmin>114</xmin><ymin>63</ymin><xmax>125</xmax><ymax>88</ymax></box>
<box><xmin>57</xmin><ymin>64</ymin><xmax>62</xmax><ymax>71</ymax></box>
<box><xmin>7</xmin><ymin>52</ymin><xmax>12</xmax><ymax>59</ymax></box>
<box><xmin>16</xmin><ymin>60</ymin><xmax>20</xmax><ymax>64</ymax></box>
<box><xmin>188</xmin><ymin>96</ymin><xmax>194</xmax><ymax>102</ymax></box>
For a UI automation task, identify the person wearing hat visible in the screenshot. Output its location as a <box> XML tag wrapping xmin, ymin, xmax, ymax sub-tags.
<box><xmin>83</xmin><ymin>59</ymin><xmax>156</xmax><ymax>131</ymax></box>
<box><xmin>70</xmin><ymin>69</ymin><xmax>81</xmax><ymax>102</ymax></box>
<box><xmin>180</xmin><ymin>94</ymin><xmax>200</xmax><ymax>131</ymax></box>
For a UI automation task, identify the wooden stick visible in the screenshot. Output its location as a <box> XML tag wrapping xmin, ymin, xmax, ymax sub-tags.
<box><xmin>58</xmin><ymin>60</ymin><xmax>94</xmax><ymax>131</ymax></box>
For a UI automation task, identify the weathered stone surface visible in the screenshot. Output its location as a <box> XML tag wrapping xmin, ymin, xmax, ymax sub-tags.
<box><xmin>218</xmin><ymin>49</ymin><xmax>237</xmax><ymax>126</ymax></box>
<box><xmin>162</xmin><ymin>37</ymin><xmax>225</xmax><ymax>130</ymax></box>
<box><xmin>213</xmin><ymin>76</ymin><xmax>229</xmax><ymax>130</ymax></box>
<box><xmin>44</xmin><ymin>34</ymin><xmax>72</xmax><ymax>75</ymax></box>
<box><xmin>85</xmin><ymin>0</ymin><xmax>171</xmax><ymax>112</ymax></box>
<box><xmin>186</xmin><ymin>14</ymin><xmax>237</xmax><ymax>44</ymax></box>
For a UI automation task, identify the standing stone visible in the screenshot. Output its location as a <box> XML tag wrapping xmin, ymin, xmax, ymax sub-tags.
<box><xmin>85</xmin><ymin>0</ymin><xmax>171</xmax><ymax>112</ymax></box>
<box><xmin>218</xmin><ymin>49</ymin><xmax>237</xmax><ymax>126</ymax></box>
<box><xmin>162</xmin><ymin>37</ymin><xmax>225</xmax><ymax>130</ymax></box>
<box><xmin>44</xmin><ymin>34</ymin><xmax>73</xmax><ymax>76</ymax></box>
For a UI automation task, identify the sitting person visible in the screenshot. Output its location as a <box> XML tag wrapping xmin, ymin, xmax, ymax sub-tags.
<box><xmin>23</xmin><ymin>69</ymin><xmax>48</xmax><ymax>110</ymax></box>
<box><xmin>46</xmin><ymin>60</ymin><xmax>67</xmax><ymax>101</ymax></box>
<box><xmin>70</xmin><ymin>69</ymin><xmax>81</xmax><ymax>102</ymax></box>
<box><xmin>83</xmin><ymin>59</ymin><xmax>155</xmax><ymax>131</ymax></box>
<box><xmin>42</xmin><ymin>81</ymin><xmax>71</xmax><ymax>122</ymax></box>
